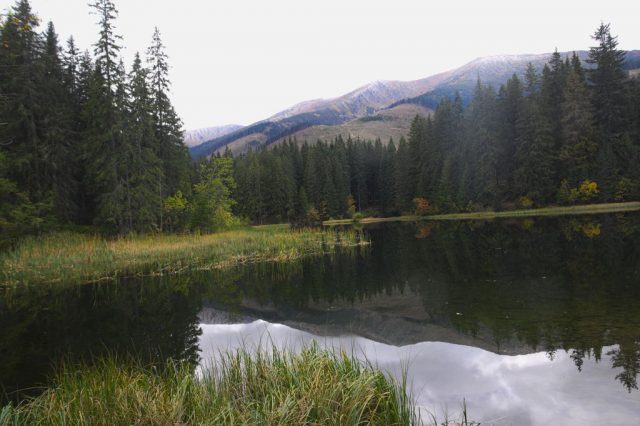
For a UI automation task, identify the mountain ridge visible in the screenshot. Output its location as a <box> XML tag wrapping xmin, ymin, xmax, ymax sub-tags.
<box><xmin>183</xmin><ymin>124</ymin><xmax>243</xmax><ymax>147</ymax></box>
<box><xmin>190</xmin><ymin>49</ymin><xmax>640</xmax><ymax>158</ymax></box>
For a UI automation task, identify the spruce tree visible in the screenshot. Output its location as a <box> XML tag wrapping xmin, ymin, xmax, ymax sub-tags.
<box><xmin>146</xmin><ymin>27</ymin><xmax>191</xmax><ymax>204</ymax></box>
<box><xmin>41</xmin><ymin>22</ymin><xmax>78</xmax><ymax>221</ymax></box>
<box><xmin>514</xmin><ymin>66</ymin><xmax>557</xmax><ymax>204</ymax></box>
<box><xmin>496</xmin><ymin>74</ymin><xmax>523</xmax><ymax>202</ymax></box>
<box><xmin>126</xmin><ymin>53</ymin><xmax>163</xmax><ymax>231</ymax></box>
<box><xmin>559</xmin><ymin>68</ymin><xmax>598</xmax><ymax>186</ymax></box>
<box><xmin>89</xmin><ymin>0</ymin><xmax>122</xmax><ymax>91</ymax></box>
<box><xmin>587</xmin><ymin>23</ymin><xmax>627</xmax><ymax>135</ymax></box>
<box><xmin>0</xmin><ymin>0</ymin><xmax>46</xmax><ymax>210</ymax></box>
<box><xmin>587</xmin><ymin>23</ymin><xmax>633</xmax><ymax>196</ymax></box>
<box><xmin>465</xmin><ymin>80</ymin><xmax>500</xmax><ymax>206</ymax></box>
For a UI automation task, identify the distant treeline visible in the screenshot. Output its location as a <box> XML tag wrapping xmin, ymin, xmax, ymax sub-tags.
<box><xmin>0</xmin><ymin>0</ymin><xmax>242</xmax><ymax>244</ymax></box>
<box><xmin>3</xmin><ymin>2</ymin><xmax>640</xmax><ymax>239</ymax></box>
<box><xmin>231</xmin><ymin>24</ymin><xmax>640</xmax><ymax>223</ymax></box>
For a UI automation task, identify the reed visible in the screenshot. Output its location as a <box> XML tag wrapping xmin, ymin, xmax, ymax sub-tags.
<box><xmin>0</xmin><ymin>227</ymin><xmax>366</xmax><ymax>286</ymax></box>
<box><xmin>0</xmin><ymin>345</ymin><xmax>417</xmax><ymax>425</ymax></box>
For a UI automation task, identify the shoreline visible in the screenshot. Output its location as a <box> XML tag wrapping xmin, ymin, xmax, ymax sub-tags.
<box><xmin>323</xmin><ymin>201</ymin><xmax>640</xmax><ymax>226</ymax></box>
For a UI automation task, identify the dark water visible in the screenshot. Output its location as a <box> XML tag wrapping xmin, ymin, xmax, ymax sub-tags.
<box><xmin>1</xmin><ymin>214</ymin><xmax>639</xmax><ymax>423</ymax></box>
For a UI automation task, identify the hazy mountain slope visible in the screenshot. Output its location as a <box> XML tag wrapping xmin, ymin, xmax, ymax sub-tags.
<box><xmin>190</xmin><ymin>50</ymin><xmax>640</xmax><ymax>158</ymax></box>
<box><xmin>190</xmin><ymin>71</ymin><xmax>453</xmax><ymax>158</ymax></box>
<box><xmin>267</xmin><ymin>72</ymin><xmax>451</xmax><ymax>121</ymax></box>
<box><xmin>183</xmin><ymin>124</ymin><xmax>243</xmax><ymax>147</ymax></box>
<box><xmin>393</xmin><ymin>50</ymin><xmax>640</xmax><ymax>110</ymax></box>
<box><xmin>272</xmin><ymin>104</ymin><xmax>432</xmax><ymax>146</ymax></box>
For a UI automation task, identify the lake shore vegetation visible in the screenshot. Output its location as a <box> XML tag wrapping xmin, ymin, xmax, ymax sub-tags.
<box><xmin>0</xmin><ymin>345</ymin><xmax>417</xmax><ymax>425</ymax></box>
<box><xmin>0</xmin><ymin>227</ymin><xmax>365</xmax><ymax>286</ymax></box>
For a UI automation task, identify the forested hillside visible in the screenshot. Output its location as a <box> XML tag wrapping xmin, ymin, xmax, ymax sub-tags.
<box><xmin>231</xmin><ymin>24</ymin><xmax>640</xmax><ymax>223</ymax></box>
<box><xmin>2</xmin><ymin>1</ymin><xmax>639</xmax><ymax>236</ymax></box>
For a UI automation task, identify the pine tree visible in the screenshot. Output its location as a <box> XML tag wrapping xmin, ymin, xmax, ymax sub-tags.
<box><xmin>587</xmin><ymin>23</ymin><xmax>628</xmax><ymax>135</ymax></box>
<box><xmin>0</xmin><ymin>0</ymin><xmax>46</xmax><ymax>209</ymax></box>
<box><xmin>146</xmin><ymin>27</ymin><xmax>191</xmax><ymax>204</ymax></box>
<box><xmin>125</xmin><ymin>52</ymin><xmax>163</xmax><ymax>231</ymax></box>
<box><xmin>587</xmin><ymin>23</ymin><xmax>633</xmax><ymax>196</ymax></box>
<box><xmin>41</xmin><ymin>22</ymin><xmax>78</xmax><ymax>221</ymax></box>
<box><xmin>514</xmin><ymin>65</ymin><xmax>557</xmax><ymax>204</ymax></box>
<box><xmin>495</xmin><ymin>74</ymin><xmax>523</xmax><ymax>202</ymax></box>
<box><xmin>465</xmin><ymin>80</ymin><xmax>500</xmax><ymax>206</ymax></box>
<box><xmin>394</xmin><ymin>137</ymin><xmax>412</xmax><ymax>212</ymax></box>
<box><xmin>559</xmin><ymin>68</ymin><xmax>598</xmax><ymax>185</ymax></box>
<box><xmin>89</xmin><ymin>0</ymin><xmax>122</xmax><ymax>91</ymax></box>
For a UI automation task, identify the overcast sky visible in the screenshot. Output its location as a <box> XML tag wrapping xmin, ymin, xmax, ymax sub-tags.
<box><xmin>18</xmin><ymin>0</ymin><xmax>640</xmax><ymax>130</ymax></box>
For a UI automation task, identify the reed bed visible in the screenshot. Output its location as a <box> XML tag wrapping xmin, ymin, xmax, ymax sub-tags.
<box><xmin>0</xmin><ymin>227</ymin><xmax>366</xmax><ymax>286</ymax></box>
<box><xmin>0</xmin><ymin>345</ymin><xmax>417</xmax><ymax>425</ymax></box>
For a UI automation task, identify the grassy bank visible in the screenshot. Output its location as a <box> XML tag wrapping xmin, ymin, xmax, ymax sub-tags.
<box><xmin>324</xmin><ymin>201</ymin><xmax>640</xmax><ymax>225</ymax></box>
<box><xmin>0</xmin><ymin>227</ymin><xmax>365</xmax><ymax>286</ymax></box>
<box><xmin>0</xmin><ymin>346</ymin><xmax>416</xmax><ymax>425</ymax></box>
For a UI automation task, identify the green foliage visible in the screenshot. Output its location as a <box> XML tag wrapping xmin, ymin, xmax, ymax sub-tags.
<box><xmin>346</xmin><ymin>194</ymin><xmax>357</xmax><ymax>218</ymax></box>
<box><xmin>614</xmin><ymin>178</ymin><xmax>640</xmax><ymax>202</ymax></box>
<box><xmin>191</xmin><ymin>157</ymin><xmax>237</xmax><ymax>232</ymax></box>
<box><xmin>557</xmin><ymin>179</ymin><xmax>575</xmax><ymax>205</ymax></box>
<box><xmin>163</xmin><ymin>191</ymin><xmax>190</xmax><ymax>232</ymax></box>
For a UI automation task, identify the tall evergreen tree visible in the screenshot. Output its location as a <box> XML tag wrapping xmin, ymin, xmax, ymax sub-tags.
<box><xmin>0</xmin><ymin>0</ymin><xmax>46</xmax><ymax>210</ymax></box>
<box><xmin>587</xmin><ymin>23</ymin><xmax>628</xmax><ymax>135</ymax></box>
<box><xmin>495</xmin><ymin>74</ymin><xmax>523</xmax><ymax>202</ymax></box>
<box><xmin>514</xmin><ymin>65</ymin><xmax>557</xmax><ymax>204</ymax></box>
<box><xmin>89</xmin><ymin>0</ymin><xmax>121</xmax><ymax>90</ymax></box>
<box><xmin>146</xmin><ymin>27</ymin><xmax>191</xmax><ymax>205</ymax></box>
<box><xmin>41</xmin><ymin>22</ymin><xmax>78</xmax><ymax>221</ymax></box>
<box><xmin>559</xmin><ymin>68</ymin><xmax>598</xmax><ymax>185</ymax></box>
<box><xmin>125</xmin><ymin>52</ymin><xmax>163</xmax><ymax>231</ymax></box>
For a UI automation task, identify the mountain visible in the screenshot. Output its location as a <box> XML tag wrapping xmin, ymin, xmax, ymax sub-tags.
<box><xmin>183</xmin><ymin>124</ymin><xmax>243</xmax><ymax>147</ymax></box>
<box><xmin>189</xmin><ymin>72</ymin><xmax>453</xmax><ymax>158</ymax></box>
<box><xmin>393</xmin><ymin>50</ymin><xmax>640</xmax><ymax>111</ymax></box>
<box><xmin>190</xmin><ymin>50</ymin><xmax>640</xmax><ymax>158</ymax></box>
<box><xmin>271</xmin><ymin>104</ymin><xmax>433</xmax><ymax>148</ymax></box>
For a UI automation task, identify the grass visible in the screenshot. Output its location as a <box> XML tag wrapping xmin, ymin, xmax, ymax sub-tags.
<box><xmin>0</xmin><ymin>227</ymin><xmax>366</xmax><ymax>286</ymax></box>
<box><xmin>324</xmin><ymin>201</ymin><xmax>640</xmax><ymax>225</ymax></box>
<box><xmin>0</xmin><ymin>345</ymin><xmax>417</xmax><ymax>425</ymax></box>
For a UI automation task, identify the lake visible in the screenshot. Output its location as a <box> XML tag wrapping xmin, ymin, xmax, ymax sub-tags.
<box><xmin>1</xmin><ymin>213</ymin><xmax>639</xmax><ymax>424</ymax></box>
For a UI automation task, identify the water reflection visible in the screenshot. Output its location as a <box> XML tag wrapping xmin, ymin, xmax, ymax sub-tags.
<box><xmin>199</xmin><ymin>214</ymin><xmax>640</xmax><ymax>393</ymax></box>
<box><xmin>1</xmin><ymin>213</ymin><xmax>639</xmax><ymax>413</ymax></box>
<box><xmin>0</xmin><ymin>276</ymin><xmax>202</xmax><ymax>402</ymax></box>
<box><xmin>197</xmin><ymin>319</ymin><xmax>640</xmax><ymax>426</ymax></box>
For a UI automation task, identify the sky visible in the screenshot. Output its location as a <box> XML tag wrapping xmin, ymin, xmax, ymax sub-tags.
<box><xmin>17</xmin><ymin>0</ymin><xmax>640</xmax><ymax>130</ymax></box>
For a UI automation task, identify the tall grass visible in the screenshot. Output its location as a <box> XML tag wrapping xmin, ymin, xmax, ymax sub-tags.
<box><xmin>0</xmin><ymin>345</ymin><xmax>417</xmax><ymax>425</ymax></box>
<box><xmin>0</xmin><ymin>227</ymin><xmax>366</xmax><ymax>286</ymax></box>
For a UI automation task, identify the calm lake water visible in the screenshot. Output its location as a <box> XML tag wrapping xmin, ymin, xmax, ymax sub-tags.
<box><xmin>2</xmin><ymin>214</ymin><xmax>639</xmax><ymax>424</ymax></box>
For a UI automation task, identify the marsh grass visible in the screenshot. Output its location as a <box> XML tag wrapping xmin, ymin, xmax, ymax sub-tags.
<box><xmin>0</xmin><ymin>345</ymin><xmax>417</xmax><ymax>425</ymax></box>
<box><xmin>0</xmin><ymin>227</ymin><xmax>366</xmax><ymax>286</ymax></box>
